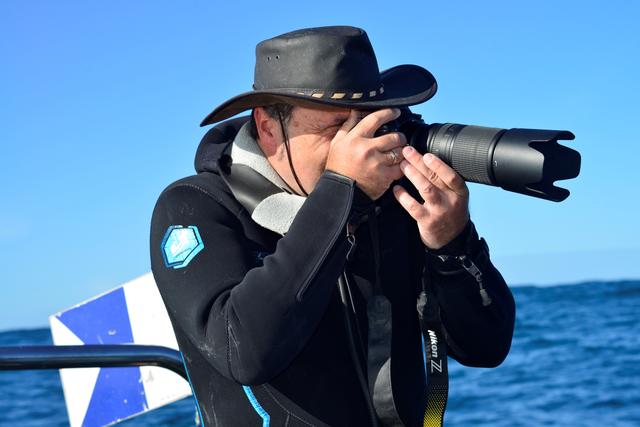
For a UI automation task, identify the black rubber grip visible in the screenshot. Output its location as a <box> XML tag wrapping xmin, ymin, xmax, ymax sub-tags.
<box><xmin>449</xmin><ymin>125</ymin><xmax>501</xmax><ymax>184</ymax></box>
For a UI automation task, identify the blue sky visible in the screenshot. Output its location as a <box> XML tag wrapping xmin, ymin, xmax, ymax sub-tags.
<box><xmin>1</xmin><ymin>0</ymin><xmax>639</xmax><ymax>330</ymax></box>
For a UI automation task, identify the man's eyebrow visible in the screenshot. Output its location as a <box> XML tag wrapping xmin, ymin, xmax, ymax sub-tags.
<box><xmin>308</xmin><ymin>117</ymin><xmax>347</xmax><ymax>132</ymax></box>
<box><xmin>326</xmin><ymin>114</ymin><xmax>352</xmax><ymax>127</ymax></box>
<box><xmin>328</xmin><ymin>118</ymin><xmax>347</xmax><ymax>127</ymax></box>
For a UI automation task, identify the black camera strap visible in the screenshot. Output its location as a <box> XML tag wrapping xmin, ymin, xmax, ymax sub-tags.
<box><xmin>417</xmin><ymin>290</ymin><xmax>449</xmax><ymax>427</ymax></box>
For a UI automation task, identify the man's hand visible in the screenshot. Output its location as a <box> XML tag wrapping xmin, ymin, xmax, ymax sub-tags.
<box><xmin>325</xmin><ymin>108</ymin><xmax>406</xmax><ymax>200</ymax></box>
<box><xmin>393</xmin><ymin>146</ymin><xmax>470</xmax><ymax>250</ymax></box>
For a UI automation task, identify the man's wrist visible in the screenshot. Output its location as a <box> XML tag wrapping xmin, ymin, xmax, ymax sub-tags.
<box><xmin>424</xmin><ymin>220</ymin><xmax>494</xmax><ymax>276</ymax></box>
<box><xmin>320</xmin><ymin>170</ymin><xmax>374</xmax><ymax>225</ymax></box>
<box><xmin>426</xmin><ymin>219</ymin><xmax>474</xmax><ymax>256</ymax></box>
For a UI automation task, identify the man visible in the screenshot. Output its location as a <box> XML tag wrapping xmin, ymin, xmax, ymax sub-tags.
<box><xmin>151</xmin><ymin>26</ymin><xmax>515</xmax><ymax>426</ymax></box>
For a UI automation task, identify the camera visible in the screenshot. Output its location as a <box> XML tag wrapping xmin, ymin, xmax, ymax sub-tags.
<box><xmin>377</xmin><ymin>108</ymin><xmax>581</xmax><ymax>201</ymax></box>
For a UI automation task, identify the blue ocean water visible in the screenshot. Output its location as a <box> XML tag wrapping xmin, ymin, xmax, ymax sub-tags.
<box><xmin>1</xmin><ymin>280</ymin><xmax>638</xmax><ymax>426</ymax></box>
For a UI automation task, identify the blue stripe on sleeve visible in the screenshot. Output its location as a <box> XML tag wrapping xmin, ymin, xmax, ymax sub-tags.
<box><xmin>242</xmin><ymin>385</ymin><xmax>270</xmax><ymax>427</ymax></box>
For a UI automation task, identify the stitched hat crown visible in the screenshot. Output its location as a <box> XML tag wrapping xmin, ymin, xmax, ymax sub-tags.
<box><xmin>254</xmin><ymin>26</ymin><xmax>381</xmax><ymax>94</ymax></box>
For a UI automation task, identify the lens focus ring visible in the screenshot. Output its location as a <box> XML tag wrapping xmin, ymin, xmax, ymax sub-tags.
<box><xmin>447</xmin><ymin>125</ymin><xmax>502</xmax><ymax>184</ymax></box>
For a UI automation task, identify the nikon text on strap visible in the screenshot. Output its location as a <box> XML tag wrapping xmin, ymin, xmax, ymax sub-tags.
<box><xmin>417</xmin><ymin>290</ymin><xmax>449</xmax><ymax>427</ymax></box>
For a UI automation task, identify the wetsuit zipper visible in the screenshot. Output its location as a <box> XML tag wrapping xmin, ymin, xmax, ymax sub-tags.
<box><xmin>438</xmin><ymin>254</ymin><xmax>493</xmax><ymax>306</ymax></box>
<box><xmin>457</xmin><ymin>255</ymin><xmax>492</xmax><ymax>306</ymax></box>
<box><xmin>346</xmin><ymin>223</ymin><xmax>357</xmax><ymax>261</ymax></box>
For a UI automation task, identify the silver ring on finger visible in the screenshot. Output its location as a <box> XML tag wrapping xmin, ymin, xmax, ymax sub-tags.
<box><xmin>387</xmin><ymin>148</ymin><xmax>399</xmax><ymax>166</ymax></box>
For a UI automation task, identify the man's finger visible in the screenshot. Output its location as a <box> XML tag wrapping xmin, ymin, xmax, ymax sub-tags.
<box><xmin>372</xmin><ymin>131</ymin><xmax>406</xmax><ymax>152</ymax></box>
<box><xmin>333</xmin><ymin>109</ymin><xmax>361</xmax><ymax>141</ymax></box>
<box><xmin>401</xmin><ymin>146</ymin><xmax>449</xmax><ymax>192</ymax></box>
<box><xmin>392</xmin><ymin>185</ymin><xmax>429</xmax><ymax>221</ymax></box>
<box><xmin>423</xmin><ymin>154</ymin><xmax>467</xmax><ymax>195</ymax></box>
<box><xmin>353</xmin><ymin>108</ymin><xmax>400</xmax><ymax>138</ymax></box>
<box><xmin>399</xmin><ymin>160</ymin><xmax>441</xmax><ymax>205</ymax></box>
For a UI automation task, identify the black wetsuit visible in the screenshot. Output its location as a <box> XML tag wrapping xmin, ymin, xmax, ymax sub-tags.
<box><xmin>150</xmin><ymin>118</ymin><xmax>515</xmax><ymax>426</ymax></box>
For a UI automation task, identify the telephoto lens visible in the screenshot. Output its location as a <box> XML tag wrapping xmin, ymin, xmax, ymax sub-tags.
<box><xmin>380</xmin><ymin>109</ymin><xmax>581</xmax><ymax>202</ymax></box>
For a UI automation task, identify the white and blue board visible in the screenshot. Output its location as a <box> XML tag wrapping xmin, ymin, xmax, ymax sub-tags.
<box><xmin>49</xmin><ymin>273</ymin><xmax>192</xmax><ymax>427</ymax></box>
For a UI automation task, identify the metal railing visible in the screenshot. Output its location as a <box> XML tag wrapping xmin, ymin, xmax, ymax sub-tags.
<box><xmin>0</xmin><ymin>345</ymin><xmax>187</xmax><ymax>380</ymax></box>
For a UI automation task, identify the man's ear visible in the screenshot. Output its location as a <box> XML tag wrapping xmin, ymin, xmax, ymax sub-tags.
<box><xmin>254</xmin><ymin>107</ymin><xmax>280</xmax><ymax>155</ymax></box>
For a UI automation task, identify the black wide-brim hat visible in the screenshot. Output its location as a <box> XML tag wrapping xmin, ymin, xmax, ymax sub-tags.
<box><xmin>201</xmin><ymin>26</ymin><xmax>437</xmax><ymax>126</ymax></box>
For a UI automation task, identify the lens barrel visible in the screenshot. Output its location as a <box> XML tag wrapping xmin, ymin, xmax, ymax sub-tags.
<box><xmin>425</xmin><ymin>124</ymin><xmax>504</xmax><ymax>185</ymax></box>
<box><xmin>406</xmin><ymin>122</ymin><xmax>580</xmax><ymax>202</ymax></box>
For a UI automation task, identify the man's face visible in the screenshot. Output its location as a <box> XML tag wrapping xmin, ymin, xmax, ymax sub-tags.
<box><xmin>278</xmin><ymin>105</ymin><xmax>356</xmax><ymax>194</ymax></box>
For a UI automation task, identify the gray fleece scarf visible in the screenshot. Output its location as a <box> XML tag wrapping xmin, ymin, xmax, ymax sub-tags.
<box><xmin>230</xmin><ymin>122</ymin><xmax>306</xmax><ymax>235</ymax></box>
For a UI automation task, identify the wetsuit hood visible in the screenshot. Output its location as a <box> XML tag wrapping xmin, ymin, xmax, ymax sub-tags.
<box><xmin>194</xmin><ymin>115</ymin><xmax>251</xmax><ymax>174</ymax></box>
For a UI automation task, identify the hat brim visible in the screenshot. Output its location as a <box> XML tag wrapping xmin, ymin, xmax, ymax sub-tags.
<box><xmin>200</xmin><ymin>64</ymin><xmax>437</xmax><ymax>126</ymax></box>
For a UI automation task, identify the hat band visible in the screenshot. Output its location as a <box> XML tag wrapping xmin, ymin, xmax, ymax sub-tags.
<box><xmin>261</xmin><ymin>85</ymin><xmax>385</xmax><ymax>100</ymax></box>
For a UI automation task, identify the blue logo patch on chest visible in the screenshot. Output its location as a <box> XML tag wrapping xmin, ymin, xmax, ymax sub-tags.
<box><xmin>161</xmin><ymin>225</ymin><xmax>204</xmax><ymax>269</ymax></box>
